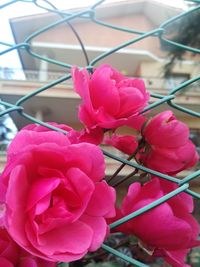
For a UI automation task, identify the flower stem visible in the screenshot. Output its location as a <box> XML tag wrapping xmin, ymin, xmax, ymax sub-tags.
<box><xmin>107</xmin><ymin>153</ymin><xmax>136</xmax><ymax>184</ymax></box>
<box><xmin>112</xmin><ymin>169</ymin><xmax>139</xmax><ymax>187</ymax></box>
<box><xmin>107</xmin><ymin>138</ymin><xmax>145</xmax><ymax>185</ymax></box>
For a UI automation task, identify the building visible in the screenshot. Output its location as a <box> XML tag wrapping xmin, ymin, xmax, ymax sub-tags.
<box><xmin>0</xmin><ymin>0</ymin><xmax>199</xmax><ymax>191</ymax></box>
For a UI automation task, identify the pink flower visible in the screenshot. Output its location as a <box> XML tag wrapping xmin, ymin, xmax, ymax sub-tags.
<box><xmin>140</xmin><ymin>111</ymin><xmax>199</xmax><ymax>174</ymax></box>
<box><xmin>104</xmin><ymin>134</ymin><xmax>138</xmax><ymax>155</ymax></box>
<box><xmin>0</xmin><ymin>228</ymin><xmax>55</xmax><ymax>267</ymax></box>
<box><xmin>72</xmin><ymin>64</ymin><xmax>149</xmax><ymax>130</ymax></box>
<box><xmin>115</xmin><ymin>178</ymin><xmax>200</xmax><ymax>267</ymax></box>
<box><xmin>0</xmin><ymin>125</ymin><xmax>116</xmax><ymax>262</ymax></box>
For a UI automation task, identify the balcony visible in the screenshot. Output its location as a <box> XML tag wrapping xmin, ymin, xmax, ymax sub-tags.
<box><xmin>0</xmin><ymin>68</ymin><xmax>68</xmax><ymax>83</ymax></box>
<box><xmin>0</xmin><ymin>68</ymin><xmax>200</xmax><ymax>92</ymax></box>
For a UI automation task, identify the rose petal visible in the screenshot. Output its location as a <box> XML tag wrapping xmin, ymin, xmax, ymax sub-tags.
<box><xmin>0</xmin><ymin>257</ymin><xmax>14</xmax><ymax>267</ymax></box>
<box><xmin>19</xmin><ymin>257</ymin><xmax>37</xmax><ymax>267</ymax></box>
<box><xmin>65</xmin><ymin>143</ymin><xmax>105</xmax><ymax>182</ymax></box>
<box><xmin>69</xmin><ymin>127</ymin><xmax>104</xmax><ymax>145</ymax></box>
<box><xmin>159</xmin><ymin>178</ymin><xmax>194</xmax><ymax>213</ymax></box>
<box><xmin>65</xmin><ymin>167</ymin><xmax>95</xmax><ymax>219</ymax></box>
<box><xmin>86</xmin><ymin>181</ymin><xmax>116</xmax><ymax>218</ymax></box>
<box><xmin>144</xmin><ymin>111</ymin><xmax>189</xmax><ymax>148</ymax></box>
<box><xmin>80</xmin><ymin>214</ymin><xmax>107</xmax><ymax>251</ymax></box>
<box><xmin>162</xmin><ymin>249</ymin><xmax>190</xmax><ymax>267</ymax></box>
<box><xmin>27</xmin><ymin>178</ymin><xmax>60</xmax><ymax>213</ymax></box>
<box><xmin>104</xmin><ymin>134</ymin><xmax>138</xmax><ymax>155</ymax></box>
<box><xmin>90</xmin><ymin>65</ymin><xmax>120</xmax><ymax>115</ymax></box>
<box><xmin>8</xmin><ymin>130</ymin><xmax>70</xmax><ymax>156</ymax></box>
<box><xmin>23</xmin><ymin>122</ymin><xmax>72</xmax><ymax>133</ymax></box>
<box><xmin>6</xmin><ymin>165</ymin><xmax>30</xmax><ymax>247</ymax></box>
<box><xmin>25</xmin><ymin>219</ymin><xmax>93</xmax><ymax>260</ymax></box>
<box><xmin>72</xmin><ymin>67</ymin><xmax>93</xmax><ymax>111</ymax></box>
<box><xmin>118</xmin><ymin>83</ymin><xmax>148</xmax><ymax>116</ymax></box>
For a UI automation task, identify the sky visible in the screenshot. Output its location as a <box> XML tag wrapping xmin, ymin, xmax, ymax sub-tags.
<box><xmin>0</xmin><ymin>0</ymin><xmax>187</xmax><ymax>70</ymax></box>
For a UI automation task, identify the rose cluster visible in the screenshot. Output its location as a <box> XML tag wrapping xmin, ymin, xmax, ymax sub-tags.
<box><xmin>0</xmin><ymin>64</ymin><xmax>199</xmax><ymax>267</ymax></box>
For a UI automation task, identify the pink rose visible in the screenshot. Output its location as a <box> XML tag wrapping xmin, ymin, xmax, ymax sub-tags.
<box><xmin>72</xmin><ymin>64</ymin><xmax>149</xmax><ymax>130</ymax></box>
<box><xmin>0</xmin><ymin>125</ymin><xmax>116</xmax><ymax>262</ymax></box>
<box><xmin>104</xmin><ymin>134</ymin><xmax>138</xmax><ymax>155</ymax></box>
<box><xmin>140</xmin><ymin>111</ymin><xmax>199</xmax><ymax>174</ymax></box>
<box><xmin>115</xmin><ymin>178</ymin><xmax>200</xmax><ymax>267</ymax></box>
<box><xmin>0</xmin><ymin>228</ymin><xmax>55</xmax><ymax>267</ymax></box>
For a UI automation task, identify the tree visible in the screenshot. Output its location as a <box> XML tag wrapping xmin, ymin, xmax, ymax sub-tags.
<box><xmin>162</xmin><ymin>5</ymin><xmax>200</xmax><ymax>76</ymax></box>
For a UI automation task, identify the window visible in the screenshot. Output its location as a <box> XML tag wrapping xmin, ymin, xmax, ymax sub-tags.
<box><xmin>166</xmin><ymin>73</ymin><xmax>190</xmax><ymax>89</ymax></box>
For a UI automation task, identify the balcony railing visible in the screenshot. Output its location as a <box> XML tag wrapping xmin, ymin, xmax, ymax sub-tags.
<box><xmin>0</xmin><ymin>68</ymin><xmax>69</xmax><ymax>83</ymax></box>
<box><xmin>0</xmin><ymin>68</ymin><xmax>200</xmax><ymax>92</ymax></box>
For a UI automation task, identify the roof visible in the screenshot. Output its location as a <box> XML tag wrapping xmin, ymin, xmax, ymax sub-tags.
<box><xmin>10</xmin><ymin>0</ymin><xmax>181</xmax><ymax>26</ymax></box>
<box><xmin>9</xmin><ymin>0</ymin><xmax>181</xmax><ymax>72</ymax></box>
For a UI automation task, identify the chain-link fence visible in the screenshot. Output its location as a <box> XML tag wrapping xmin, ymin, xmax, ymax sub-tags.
<box><xmin>0</xmin><ymin>0</ymin><xmax>200</xmax><ymax>266</ymax></box>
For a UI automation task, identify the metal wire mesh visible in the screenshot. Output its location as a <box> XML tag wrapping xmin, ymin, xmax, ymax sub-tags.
<box><xmin>0</xmin><ymin>0</ymin><xmax>200</xmax><ymax>266</ymax></box>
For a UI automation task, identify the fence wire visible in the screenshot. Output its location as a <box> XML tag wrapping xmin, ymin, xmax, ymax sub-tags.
<box><xmin>0</xmin><ymin>0</ymin><xmax>200</xmax><ymax>266</ymax></box>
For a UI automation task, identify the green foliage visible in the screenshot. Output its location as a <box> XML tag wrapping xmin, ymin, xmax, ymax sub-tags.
<box><xmin>162</xmin><ymin>7</ymin><xmax>200</xmax><ymax>75</ymax></box>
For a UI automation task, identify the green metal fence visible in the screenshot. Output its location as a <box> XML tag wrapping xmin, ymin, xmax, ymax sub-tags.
<box><xmin>0</xmin><ymin>0</ymin><xmax>200</xmax><ymax>266</ymax></box>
